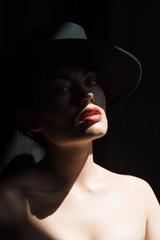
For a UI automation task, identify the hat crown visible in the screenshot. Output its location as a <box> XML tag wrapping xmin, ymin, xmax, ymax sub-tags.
<box><xmin>18</xmin><ymin>22</ymin><xmax>87</xmax><ymax>47</ymax></box>
<box><xmin>51</xmin><ymin>22</ymin><xmax>87</xmax><ymax>40</ymax></box>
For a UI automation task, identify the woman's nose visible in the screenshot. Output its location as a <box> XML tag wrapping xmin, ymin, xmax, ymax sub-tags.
<box><xmin>80</xmin><ymin>92</ymin><xmax>95</xmax><ymax>106</ymax></box>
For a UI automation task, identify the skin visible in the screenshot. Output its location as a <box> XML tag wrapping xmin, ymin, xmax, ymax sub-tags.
<box><xmin>0</xmin><ymin>66</ymin><xmax>160</xmax><ymax>240</ymax></box>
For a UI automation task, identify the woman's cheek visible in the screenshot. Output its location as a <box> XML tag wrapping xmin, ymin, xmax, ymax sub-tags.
<box><xmin>94</xmin><ymin>90</ymin><xmax>106</xmax><ymax>112</ymax></box>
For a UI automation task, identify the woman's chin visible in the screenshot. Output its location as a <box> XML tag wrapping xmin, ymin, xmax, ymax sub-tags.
<box><xmin>84</xmin><ymin>121</ymin><xmax>108</xmax><ymax>139</ymax></box>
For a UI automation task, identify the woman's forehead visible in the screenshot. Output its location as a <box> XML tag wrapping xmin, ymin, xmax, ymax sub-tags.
<box><xmin>40</xmin><ymin>65</ymin><xmax>98</xmax><ymax>81</ymax></box>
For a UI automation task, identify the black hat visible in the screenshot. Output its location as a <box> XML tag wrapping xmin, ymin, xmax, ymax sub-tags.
<box><xmin>13</xmin><ymin>21</ymin><xmax>142</xmax><ymax>108</ymax></box>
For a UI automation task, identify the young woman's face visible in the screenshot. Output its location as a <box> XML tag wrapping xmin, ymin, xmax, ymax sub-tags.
<box><xmin>34</xmin><ymin>65</ymin><xmax>108</xmax><ymax>146</ymax></box>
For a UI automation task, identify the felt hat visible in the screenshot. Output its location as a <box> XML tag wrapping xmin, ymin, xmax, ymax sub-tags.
<box><xmin>13</xmin><ymin>21</ymin><xmax>142</xmax><ymax>108</ymax></box>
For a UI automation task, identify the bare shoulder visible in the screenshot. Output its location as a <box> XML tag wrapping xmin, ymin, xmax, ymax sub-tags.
<box><xmin>116</xmin><ymin>173</ymin><xmax>152</xmax><ymax>192</ymax></box>
<box><xmin>96</xmin><ymin>164</ymin><xmax>159</xmax><ymax>206</ymax></box>
<box><xmin>0</xmin><ymin>166</ymin><xmax>40</xmax><ymax>192</ymax></box>
<box><xmin>116</xmin><ymin>173</ymin><xmax>159</xmax><ymax>204</ymax></box>
<box><xmin>97</xmin><ymin>166</ymin><xmax>160</xmax><ymax>239</ymax></box>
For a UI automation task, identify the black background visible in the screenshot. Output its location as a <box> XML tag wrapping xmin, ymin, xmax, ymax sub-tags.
<box><xmin>0</xmin><ymin>0</ymin><xmax>160</xmax><ymax>201</ymax></box>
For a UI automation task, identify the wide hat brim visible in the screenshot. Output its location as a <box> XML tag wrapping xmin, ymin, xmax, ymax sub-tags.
<box><xmin>12</xmin><ymin>22</ymin><xmax>142</xmax><ymax>108</ymax></box>
<box><xmin>26</xmin><ymin>39</ymin><xmax>141</xmax><ymax>108</ymax></box>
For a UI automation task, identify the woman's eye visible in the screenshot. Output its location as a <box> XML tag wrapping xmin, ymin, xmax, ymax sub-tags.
<box><xmin>85</xmin><ymin>79</ymin><xmax>97</xmax><ymax>86</ymax></box>
<box><xmin>54</xmin><ymin>86</ymin><xmax>71</xmax><ymax>94</ymax></box>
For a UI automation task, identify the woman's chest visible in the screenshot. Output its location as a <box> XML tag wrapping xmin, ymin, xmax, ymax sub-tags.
<box><xmin>28</xmin><ymin>195</ymin><xmax>147</xmax><ymax>240</ymax></box>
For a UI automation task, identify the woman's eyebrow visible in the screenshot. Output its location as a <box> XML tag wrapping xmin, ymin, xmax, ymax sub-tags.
<box><xmin>83</xmin><ymin>67</ymin><xmax>97</xmax><ymax>76</ymax></box>
<box><xmin>44</xmin><ymin>74</ymin><xmax>70</xmax><ymax>88</ymax></box>
<box><xmin>45</xmin><ymin>67</ymin><xmax>98</xmax><ymax>86</ymax></box>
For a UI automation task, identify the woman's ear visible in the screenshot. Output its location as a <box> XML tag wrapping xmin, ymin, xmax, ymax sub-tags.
<box><xmin>18</xmin><ymin>108</ymin><xmax>41</xmax><ymax>132</ymax></box>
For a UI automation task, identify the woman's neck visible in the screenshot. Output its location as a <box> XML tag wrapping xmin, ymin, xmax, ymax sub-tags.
<box><xmin>40</xmin><ymin>140</ymin><xmax>96</xmax><ymax>188</ymax></box>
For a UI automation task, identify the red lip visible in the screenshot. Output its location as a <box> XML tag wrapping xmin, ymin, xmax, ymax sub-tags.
<box><xmin>79</xmin><ymin>106</ymin><xmax>102</xmax><ymax>122</ymax></box>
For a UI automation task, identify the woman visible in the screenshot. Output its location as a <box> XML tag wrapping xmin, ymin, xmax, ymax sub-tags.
<box><xmin>0</xmin><ymin>22</ymin><xmax>160</xmax><ymax>240</ymax></box>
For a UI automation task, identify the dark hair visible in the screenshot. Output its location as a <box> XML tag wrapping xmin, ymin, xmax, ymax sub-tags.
<box><xmin>6</xmin><ymin>55</ymin><xmax>47</xmax><ymax>147</ymax></box>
